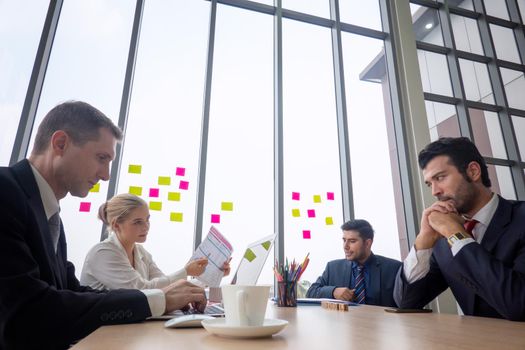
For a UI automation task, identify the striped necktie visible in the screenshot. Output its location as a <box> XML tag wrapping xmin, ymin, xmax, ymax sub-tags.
<box><xmin>354</xmin><ymin>265</ymin><xmax>366</xmax><ymax>304</ymax></box>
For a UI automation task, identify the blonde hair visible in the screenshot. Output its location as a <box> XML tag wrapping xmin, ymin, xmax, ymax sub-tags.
<box><xmin>98</xmin><ymin>193</ymin><xmax>147</xmax><ymax>232</ymax></box>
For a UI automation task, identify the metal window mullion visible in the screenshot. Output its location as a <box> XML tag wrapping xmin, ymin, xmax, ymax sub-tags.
<box><xmin>273</xmin><ymin>0</ymin><xmax>285</xmax><ymax>290</ymax></box>
<box><xmin>437</xmin><ymin>0</ymin><xmax>472</xmax><ymax>139</ymax></box>
<box><xmin>505</xmin><ymin>0</ymin><xmax>525</xmax><ymax>63</ymax></box>
<box><xmin>194</xmin><ymin>0</ymin><xmax>218</xmax><ymax>250</ymax></box>
<box><xmin>329</xmin><ymin>0</ymin><xmax>354</xmax><ymax>222</ymax></box>
<box><xmin>101</xmin><ymin>0</ymin><xmax>144</xmax><ymax>241</ymax></box>
<box><xmin>10</xmin><ymin>0</ymin><xmax>63</xmax><ymax>165</ymax></box>
<box><xmin>473</xmin><ymin>0</ymin><xmax>525</xmax><ymax>199</ymax></box>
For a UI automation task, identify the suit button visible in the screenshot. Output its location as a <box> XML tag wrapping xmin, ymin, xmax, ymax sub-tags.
<box><xmin>109</xmin><ymin>311</ymin><xmax>117</xmax><ymax>320</ymax></box>
<box><xmin>101</xmin><ymin>313</ymin><xmax>109</xmax><ymax>321</ymax></box>
<box><xmin>125</xmin><ymin>310</ymin><xmax>132</xmax><ymax>318</ymax></box>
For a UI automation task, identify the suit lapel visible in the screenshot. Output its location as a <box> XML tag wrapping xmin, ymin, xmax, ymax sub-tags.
<box><xmin>367</xmin><ymin>255</ymin><xmax>381</xmax><ymax>304</ymax></box>
<box><xmin>481</xmin><ymin>196</ymin><xmax>512</xmax><ymax>252</ymax></box>
<box><xmin>342</xmin><ymin>260</ymin><xmax>352</xmax><ymax>289</ymax></box>
<box><xmin>12</xmin><ymin>160</ymin><xmax>64</xmax><ymax>288</ymax></box>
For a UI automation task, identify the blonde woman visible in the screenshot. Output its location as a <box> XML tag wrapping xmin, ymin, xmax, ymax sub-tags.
<box><xmin>80</xmin><ymin>193</ymin><xmax>230</xmax><ymax>290</ymax></box>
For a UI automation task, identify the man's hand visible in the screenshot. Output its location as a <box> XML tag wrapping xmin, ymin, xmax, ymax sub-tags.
<box><xmin>332</xmin><ymin>287</ymin><xmax>355</xmax><ymax>301</ymax></box>
<box><xmin>161</xmin><ymin>280</ymin><xmax>207</xmax><ymax>314</ymax></box>
<box><xmin>428</xmin><ymin>211</ymin><xmax>464</xmax><ymax>239</ymax></box>
<box><xmin>415</xmin><ymin>201</ymin><xmax>457</xmax><ymax>250</ymax></box>
<box><xmin>185</xmin><ymin>257</ymin><xmax>208</xmax><ymax>276</ymax></box>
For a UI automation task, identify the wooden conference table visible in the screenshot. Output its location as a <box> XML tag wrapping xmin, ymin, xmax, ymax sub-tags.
<box><xmin>72</xmin><ymin>302</ymin><xmax>525</xmax><ymax>349</ymax></box>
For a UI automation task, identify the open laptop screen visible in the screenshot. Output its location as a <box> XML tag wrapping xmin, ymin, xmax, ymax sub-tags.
<box><xmin>230</xmin><ymin>233</ymin><xmax>276</xmax><ymax>285</ymax></box>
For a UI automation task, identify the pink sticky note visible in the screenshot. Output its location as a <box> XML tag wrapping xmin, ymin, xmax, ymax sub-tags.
<box><xmin>79</xmin><ymin>202</ymin><xmax>91</xmax><ymax>212</ymax></box>
<box><xmin>149</xmin><ymin>188</ymin><xmax>159</xmax><ymax>197</ymax></box>
<box><xmin>179</xmin><ymin>180</ymin><xmax>189</xmax><ymax>190</ymax></box>
<box><xmin>211</xmin><ymin>214</ymin><xmax>221</xmax><ymax>224</ymax></box>
<box><xmin>307</xmin><ymin>209</ymin><xmax>316</xmax><ymax>218</ymax></box>
<box><xmin>292</xmin><ymin>192</ymin><xmax>300</xmax><ymax>200</ymax></box>
<box><xmin>327</xmin><ymin>192</ymin><xmax>335</xmax><ymax>200</ymax></box>
<box><xmin>303</xmin><ymin>230</ymin><xmax>311</xmax><ymax>239</ymax></box>
<box><xmin>176</xmin><ymin>167</ymin><xmax>186</xmax><ymax>176</ymax></box>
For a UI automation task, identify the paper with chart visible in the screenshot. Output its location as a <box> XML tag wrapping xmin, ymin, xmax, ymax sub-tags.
<box><xmin>191</xmin><ymin>226</ymin><xmax>233</xmax><ymax>287</ymax></box>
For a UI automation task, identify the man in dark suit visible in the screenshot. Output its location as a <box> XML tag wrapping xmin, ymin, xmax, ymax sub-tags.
<box><xmin>394</xmin><ymin>137</ymin><xmax>525</xmax><ymax>320</ymax></box>
<box><xmin>0</xmin><ymin>101</ymin><xmax>207</xmax><ymax>349</ymax></box>
<box><xmin>306</xmin><ymin>219</ymin><xmax>401</xmax><ymax>307</ymax></box>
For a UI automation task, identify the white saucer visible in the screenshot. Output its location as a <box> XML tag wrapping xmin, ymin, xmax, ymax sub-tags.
<box><xmin>201</xmin><ymin>318</ymin><xmax>288</xmax><ymax>338</ymax></box>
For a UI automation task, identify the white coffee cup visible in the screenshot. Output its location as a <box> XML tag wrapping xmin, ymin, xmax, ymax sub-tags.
<box><xmin>221</xmin><ymin>285</ymin><xmax>270</xmax><ymax>327</ymax></box>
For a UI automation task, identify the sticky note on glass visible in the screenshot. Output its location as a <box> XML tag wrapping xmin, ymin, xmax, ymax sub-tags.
<box><xmin>303</xmin><ymin>230</ymin><xmax>311</xmax><ymax>239</ymax></box>
<box><xmin>221</xmin><ymin>202</ymin><xmax>233</xmax><ymax>211</ymax></box>
<box><xmin>176</xmin><ymin>167</ymin><xmax>186</xmax><ymax>176</ymax></box>
<box><xmin>128</xmin><ymin>164</ymin><xmax>142</xmax><ymax>174</ymax></box>
<box><xmin>149</xmin><ymin>188</ymin><xmax>159</xmax><ymax>197</ymax></box>
<box><xmin>327</xmin><ymin>192</ymin><xmax>335</xmax><ymax>200</ymax></box>
<box><xmin>262</xmin><ymin>241</ymin><xmax>271</xmax><ymax>251</ymax></box>
<box><xmin>307</xmin><ymin>209</ymin><xmax>316</xmax><ymax>218</ymax></box>
<box><xmin>158</xmin><ymin>176</ymin><xmax>171</xmax><ymax>186</ymax></box>
<box><xmin>168</xmin><ymin>192</ymin><xmax>181</xmax><ymax>201</ymax></box>
<box><xmin>129</xmin><ymin>186</ymin><xmax>142</xmax><ymax>196</ymax></box>
<box><xmin>244</xmin><ymin>248</ymin><xmax>256</xmax><ymax>262</ymax></box>
<box><xmin>89</xmin><ymin>183</ymin><xmax>100</xmax><ymax>193</ymax></box>
<box><xmin>292</xmin><ymin>192</ymin><xmax>300</xmax><ymax>200</ymax></box>
<box><xmin>313</xmin><ymin>195</ymin><xmax>321</xmax><ymax>203</ymax></box>
<box><xmin>79</xmin><ymin>202</ymin><xmax>91</xmax><ymax>212</ymax></box>
<box><xmin>149</xmin><ymin>201</ymin><xmax>162</xmax><ymax>211</ymax></box>
<box><xmin>325</xmin><ymin>216</ymin><xmax>334</xmax><ymax>225</ymax></box>
<box><xmin>292</xmin><ymin>209</ymin><xmax>300</xmax><ymax>217</ymax></box>
<box><xmin>179</xmin><ymin>180</ymin><xmax>189</xmax><ymax>190</ymax></box>
<box><xmin>170</xmin><ymin>212</ymin><xmax>183</xmax><ymax>222</ymax></box>
<box><xmin>211</xmin><ymin>214</ymin><xmax>220</xmax><ymax>223</ymax></box>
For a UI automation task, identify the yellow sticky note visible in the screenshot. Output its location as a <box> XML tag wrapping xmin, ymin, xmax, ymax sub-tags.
<box><xmin>129</xmin><ymin>186</ymin><xmax>142</xmax><ymax>196</ymax></box>
<box><xmin>292</xmin><ymin>209</ymin><xmax>300</xmax><ymax>217</ymax></box>
<box><xmin>168</xmin><ymin>192</ymin><xmax>181</xmax><ymax>201</ymax></box>
<box><xmin>158</xmin><ymin>176</ymin><xmax>171</xmax><ymax>186</ymax></box>
<box><xmin>170</xmin><ymin>212</ymin><xmax>183</xmax><ymax>222</ymax></box>
<box><xmin>128</xmin><ymin>164</ymin><xmax>142</xmax><ymax>174</ymax></box>
<box><xmin>149</xmin><ymin>201</ymin><xmax>162</xmax><ymax>211</ymax></box>
<box><xmin>325</xmin><ymin>216</ymin><xmax>334</xmax><ymax>225</ymax></box>
<box><xmin>221</xmin><ymin>202</ymin><xmax>233</xmax><ymax>211</ymax></box>
<box><xmin>89</xmin><ymin>183</ymin><xmax>100</xmax><ymax>193</ymax></box>
<box><xmin>313</xmin><ymin>195</ymin><xmax>321</xmax><ymax>203</ymax></box>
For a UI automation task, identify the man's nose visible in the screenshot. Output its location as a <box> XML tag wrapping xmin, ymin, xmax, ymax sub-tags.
<box><xmin>98</xmin><ymin>163</ymin><xmax>111</xmax><ymax>181</ymax></box>
<box><xmin>431</xmin><ymin>183</ymin><xmax>442</xmax><ymax>197</ymax></box>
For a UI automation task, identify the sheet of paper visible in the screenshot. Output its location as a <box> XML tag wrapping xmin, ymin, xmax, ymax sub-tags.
<box><xmin>191</xmin><ymin>226</ymin><xmax>233</xmax><ymax>287</ymax></box>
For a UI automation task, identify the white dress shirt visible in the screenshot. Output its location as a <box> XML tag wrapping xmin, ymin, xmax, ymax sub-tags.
<box><xmin>404</xmin><ymin>193</ymin><xmax>499</xmax><ymax>283</ymax></box>
<box><xmin>29</xmin><ymin>162</ymin><xmax>167</xmax><ymax>317</ymax></box>
<box><xmin>80</xmin><ymin>233</ymin><xmax>187</xmax><ymax>290</ymax></box>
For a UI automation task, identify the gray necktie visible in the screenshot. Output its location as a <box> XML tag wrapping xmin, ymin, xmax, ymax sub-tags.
<box><xmin>48</xmin><ymin>212</ymin><xmax>61</xmax><ymax>253</ymax></box>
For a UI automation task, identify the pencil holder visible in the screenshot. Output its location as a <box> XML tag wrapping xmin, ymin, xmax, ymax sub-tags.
<box><xmin>277</xmin><ymin>281</ymin><xmax>297</xmax><ymax>307</ymax></box>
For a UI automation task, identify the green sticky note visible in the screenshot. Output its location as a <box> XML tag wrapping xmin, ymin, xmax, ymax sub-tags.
<box><xmin>221</xmin><ymin>202</ymin><xmax>233</xmax><ymax>211</ymax></box>
<box><xmin>89</xmin><ymin>183</ymin><xmax>100</xmax><ymax>193</ymax></box>
<box><xmin>158</xmin><ymin>176</ymin><xmax>171</xmax><ymax>186</ymax></box>
<box><xmin>149</xmin><ymin>201</ymin><xmax>162</xmax><ymax>211</ymax></box>
<box><xmin>170</xmin><ymin>212</ymin><xmax>183</xmax><ymax>222</ymax></box>
<box><xmin>129</xmin><ymin>186</ymin><xmax>142</xmax><ymax>196</ymax></box>
<box><xmin>292</xmin><ymin>208</ymin><xmax>300</xmax><ymax>217</ymax></box>
<box><xmin>325</xmin><ymin>216</ymin><xmax>334</xmax><ymax>225</ymax></box>
<box><xmin>261</xmin><ymin>241</ymin><xmax>271</xmax><ymax>251</ymax></box>
<box><xmin>128</xmin><ymin>164</ymin><xmax>142</xmax><ymax>174</ymax></box>
<box><xmin>244</xmin><ymin>248</ymin><xmax>256</xmax><ymax>262</ymax></box>
<box><xmin>313</xmin><ymin>195</ymin><xmax>321</xmax><ymax>203</ymax></box>
<box><xmin>168</xmin><ymin>192</ymin><xmax>181</xmax><ymax>201</ymax></box>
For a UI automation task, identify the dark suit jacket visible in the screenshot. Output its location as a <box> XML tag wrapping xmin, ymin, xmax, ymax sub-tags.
<box><xmin>306</xmin><ymin>253</ymin><xmax>401</xmax><ymax>307</ymax></box>
<box><xmin>0</xmin><ymin>160</ymin><xmax>151</xmax><ymax>350</ymax></box>
<box><xmin>395</xmin><ymin>196</ymin><xmax>525</xmax><ymax>321</ymax></box>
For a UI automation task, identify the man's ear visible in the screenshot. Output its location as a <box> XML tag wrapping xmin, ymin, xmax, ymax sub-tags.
<box><xmin>466</xmin><ymin>161</ymin><xmax>482</xmax><ymax>182</ymax></box>
<box><xmin>50</xmin><ymin>130</ymin><xmax>68</xmax><ymax>155</ymax></box>
<box><xmin>365</xmin><ymin>238</ymin><xmax>373</xmax><ymax>250</ymax></box>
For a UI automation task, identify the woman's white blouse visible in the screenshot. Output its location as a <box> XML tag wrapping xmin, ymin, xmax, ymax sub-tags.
<box><xmin>80</xmin><ymin>233</ymin><xmax>186</xmax><ymax>290</ymax></box>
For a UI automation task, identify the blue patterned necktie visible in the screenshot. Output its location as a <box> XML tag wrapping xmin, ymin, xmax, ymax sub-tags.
<box><xmin>354</xmin><ymin>265</ymin><xmax>366</xmax><ymax>304</ymax></box>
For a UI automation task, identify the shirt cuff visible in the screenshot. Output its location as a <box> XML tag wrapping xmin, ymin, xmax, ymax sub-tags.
<box><xmin>141</xmin><ymin>289</ymin><xmax>165</xmax><ymax>317</ymax></box>
<box><xmin>403</xmin><ymin>245</ymin><xmax>433</xmax><ymax>283</ymax></box>
<box><xmin>450</xmin><ymin>238</ymin><xmax>476</xmax><ymax>256</ymax></box>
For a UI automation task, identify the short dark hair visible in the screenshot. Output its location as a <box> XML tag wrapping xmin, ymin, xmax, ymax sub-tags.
<box><xmin>418</xmin><ymin>137</ymin><xmax>491</xmax><ymax>187</ymax></box>
<box><xmin>32</xmin><ymin>101</ymin><xmax>123</xmax><ymax>155</ymax></box>
<box><xmin>341</xmin><ymin>219</ymin><xmax>374</xmax><ymax>241</ymax></box>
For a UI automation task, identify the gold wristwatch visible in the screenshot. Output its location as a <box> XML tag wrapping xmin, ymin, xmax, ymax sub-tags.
<box><xmin>447</xmin><ymin>232</ymin><xmax>471</xmax><ymax>247</ymax></box>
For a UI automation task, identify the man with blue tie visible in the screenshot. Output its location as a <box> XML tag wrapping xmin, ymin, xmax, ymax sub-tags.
<box><xmin>394</xmin><ymin>137</ymin><xmax>525</xmax><ymax>320</ymax></box>
<box><xmin>306</xmin><ymin>219</ymin><xmax>401</xmax><ymax>307</ymax></box>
